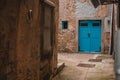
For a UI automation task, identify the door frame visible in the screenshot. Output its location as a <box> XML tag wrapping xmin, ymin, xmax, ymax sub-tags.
<box><xmin>40</xmin><ymin>0</ymin><xmax>55</xmax><ymax>60</ymax></box>
<box><xmin>39</xmin><ymin>0</ymin><xmax>56</xmax><ymax>80</ymax></box>
<box><xmin>77</xmin><ymin>18</ymin><xmax>103</xmax><ymax>53</ymax></box>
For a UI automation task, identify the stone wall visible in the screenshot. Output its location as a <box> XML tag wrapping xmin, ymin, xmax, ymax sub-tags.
<box><xmin>58</xmin><ymin>0</ymin><xmax>77</xmax><ymax>52</ymax></box>
<box><xmin>58</xmin><ymin>0</ymin><xmax>112</xmax><ymax>53</ymax></box>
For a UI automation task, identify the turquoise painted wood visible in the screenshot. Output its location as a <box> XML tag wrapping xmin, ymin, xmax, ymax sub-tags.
<box><xmin>79</xmin><ymin>21</ymin><xmax>90</xmax><ymax>52</ymax></box>
<box><xmin>79</xmin><ymin>20</ymin><xmax>101</xmax><ymax>53</ymax></box>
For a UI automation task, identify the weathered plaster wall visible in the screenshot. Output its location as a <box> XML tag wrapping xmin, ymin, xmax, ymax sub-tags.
<box><xmin>0</xmin><ymin>0</ymin><xmax>59</xmax><ymax>80</ymax></box>
<box><xmin>17</xmin><ymin>0</ymin><xmax>59</xmax><ymax>80</ymax></box>
<box><xmin>49</xmin><ymin>0</ymin><xmax>59</xmax><ymax>76</ymax></box>
<box><xmin>75</xmin><ymin>0</ymin><xmax>98</xmax><ymax>18</ymax></box>
<box><xmin>0</xmin><ymin>0</ymin><xmax>19</xmax><ymax>79</ymax></box>
<box><xmin>16</xmin><ymin>0</ymin><xmax>40</xmax><ymax>80</ymax></box>
<box><xmin>58</xmin><ymin>0</ymin><xmax>112</xmax><ymax>53</ymax></box>
<box><xmin>113</xmin><ymin>4</ymin><xmax>118</xmax><ymax>31</ymax></box>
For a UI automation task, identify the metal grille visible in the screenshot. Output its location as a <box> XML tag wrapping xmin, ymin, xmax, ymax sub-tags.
<box><xmin>88</xmin><ymin>59</ymin><xmax>102</xmax><ymax>62</ymax></box>
<box><xmin>77</xmin><ymin>63</ymin><xmax>95</xmax><ymax>68</ymax></box>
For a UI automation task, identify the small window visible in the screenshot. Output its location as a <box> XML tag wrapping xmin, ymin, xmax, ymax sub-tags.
<box><xmin>80</xmin><ymin>23</ymin><xmax>88</xmax><ymax>26</ymax></box>
<box><xmin>93</xmin><ymin>23</ymin><xmax>100</xmax><ymax>26</ymax></box>
<box><xmin>62</xmin><ymin>21</ymin><xmax>68</xmax><ymax>29</ymax></box>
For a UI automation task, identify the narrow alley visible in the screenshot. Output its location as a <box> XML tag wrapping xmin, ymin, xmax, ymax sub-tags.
<box><xmin>56</xmin><ymin>53</ymin><xmax>115</xmax><ymax>80</ymax></box>
<box><xmin>0</xmin><ymin>0</ymin><xmax>120</xmax><ymax>80</ymax></box>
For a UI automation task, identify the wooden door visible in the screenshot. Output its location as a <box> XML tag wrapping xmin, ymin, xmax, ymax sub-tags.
<box><xmin>79</xmin><ymin>20</ymin><xmax>101</xmax><ymax>53</ymax></box>
<box><xmin>40</xmin><ymin>1</ymin><xmax>55</xmax><ymax>80</ymax></box>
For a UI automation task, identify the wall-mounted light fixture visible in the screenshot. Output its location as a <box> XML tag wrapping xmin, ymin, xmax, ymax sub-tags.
<box><xmin>27</xmin><ymin>9</ymin><xmax>33</xmax><ymax>23</ymax></box>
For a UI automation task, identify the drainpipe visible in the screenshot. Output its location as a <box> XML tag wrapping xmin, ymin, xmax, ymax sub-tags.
<box><xmin>110</xmin><ymin>4</ymin><xmax>114</xmax><ymax>55</ymax></box>
<box><xmin>109</xmin><ymin>4</ymin><xmax>114</xmax><ymax>55</ymax></box>
<box><xmin>114</xmin><ymin>1</ymin><xmax>120</xmax><ymax>80</ymax></box>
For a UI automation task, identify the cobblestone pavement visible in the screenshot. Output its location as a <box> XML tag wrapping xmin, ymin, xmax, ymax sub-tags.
<box><xmin>56</xmin><ymin>53</ymin><xmax>115</xmax><ymax>80</ymax></box>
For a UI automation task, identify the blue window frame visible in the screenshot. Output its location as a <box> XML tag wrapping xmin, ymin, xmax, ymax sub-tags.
<box><xmin>62</xmin><ymin>21</ymin><xmax>68</xmax><ymax>29</ymax></box>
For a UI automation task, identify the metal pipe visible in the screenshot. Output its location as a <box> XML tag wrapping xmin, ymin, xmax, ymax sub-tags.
<box><xmin>114</xmin><ymin>1</ymin><xmax>120</xmax><ymax>80</ymax></box>
<box><xmin>109</xmin><ymin>4</ymin><xmax>114</xmax><ymax>55</ymax></box>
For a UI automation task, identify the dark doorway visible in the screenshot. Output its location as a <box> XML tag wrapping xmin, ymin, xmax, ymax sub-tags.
<box><xmin>40</xmin><ymin>1</ymin><xmax>55</xmax><ymax>80</ymax></box>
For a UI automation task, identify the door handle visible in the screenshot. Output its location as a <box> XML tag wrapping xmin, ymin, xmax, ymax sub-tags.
<box><xmin>88</xmin><ymin>33</ymin><xmax>90</xmax><ymax>38</ymax></box>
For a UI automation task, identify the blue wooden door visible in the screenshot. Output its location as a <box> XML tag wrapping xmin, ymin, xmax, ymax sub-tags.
<box><xmin>79</xmin><ymin>21</ymin><xmax>90</xmax><ymax>52</ymax></box>
<box><xmin>79</xmin><ymin>20</ymin><xmax>101</xmax><ymax>53</ymax></box>
<box><xmin>90</xmin><ymin>21</ymin><xmax>101</xmax><ymax>52</ymax></box>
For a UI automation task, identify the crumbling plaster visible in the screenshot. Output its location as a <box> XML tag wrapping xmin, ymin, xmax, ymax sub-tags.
<box><xmin>58</xmin><ymin>0</ymin><xmax>111</xmax><ymax>53</ymax></box>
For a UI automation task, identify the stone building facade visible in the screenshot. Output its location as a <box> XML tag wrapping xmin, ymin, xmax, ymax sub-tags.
<box><xmin>0</xmin><ymin>0</ymin><xmax>58</xmax><ymax>80</ymax></box>
<box><xmin>58</xmin><ymin>0</ymin><xmax>113</xmax><ymax>54</ymax></box>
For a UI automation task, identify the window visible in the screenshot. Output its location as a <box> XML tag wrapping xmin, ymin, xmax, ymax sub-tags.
<box><xmin>62</xmin><ymin>21</ymin><xmax>68</xmax><ymax>29</ymax></box>
<box><xmin>93</xmin><ymin>23</ymin><xmax>100</xmax><ymax>27</ymax></box>
<box><xmin>80</xmin><ymin>23</ymin><xmax>88</xmax><ymax>26</ymax></box>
